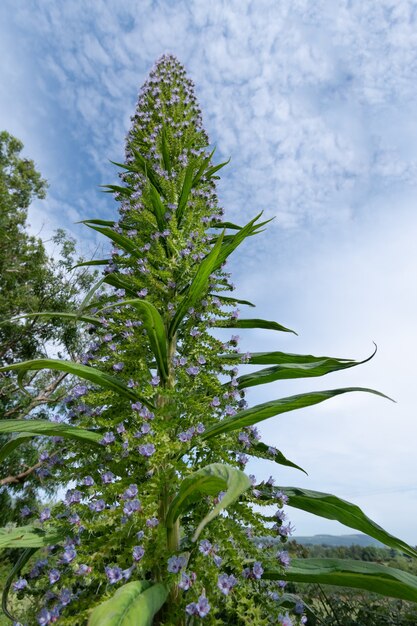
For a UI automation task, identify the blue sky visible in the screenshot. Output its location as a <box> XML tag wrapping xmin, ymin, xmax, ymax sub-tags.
<box><xmin>1</xmin><ymin>0</ymin><xmax>417</xmax><ymax>542</ymax></box>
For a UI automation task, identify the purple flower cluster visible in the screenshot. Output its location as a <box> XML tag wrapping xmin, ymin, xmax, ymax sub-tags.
<box><xmin>217</xmin><ymin>573</ymin><xmax>238</xmax><ymax>595</ymax></box>
<box><xmin>242</xmin><ymin>561</ymin><xmax>264</xmax><ymax>580</ymax></box>
<box><xmin>167</xmin><ymin>555</ymin><xmax>187</xmax><ymax>573</ymax></box>
<box><xmin>185</xmin><ymin>595</ymin><xmax>210</xmax><ymax>618</ymax></box>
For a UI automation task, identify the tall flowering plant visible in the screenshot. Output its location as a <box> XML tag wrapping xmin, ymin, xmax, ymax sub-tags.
<box><xmin>1</xmin><ymin>55</ymin><xmax>417</xmax><ymax>625</ymax></box>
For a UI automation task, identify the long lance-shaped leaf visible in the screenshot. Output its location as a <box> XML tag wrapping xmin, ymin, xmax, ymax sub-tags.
<box><xmin>0</xmin><ymin>526</ymin><xmax>62</xmax><ymax>550</ymax></box>
<box><xmin>275</xmin><ymin>486</ymin><xmax>417</xmax><ymax>559</ymax></box>
<box><xmin>176</xmin><ymin>161</ymin><xmax>196</xmax><ymax>226</ymax></box>
<box><xmin>169</xmin><ymin>232</ymin><xmax>224</xmax><ymax>337</ymax></box>
<box><xmin>104</xmin><ymin>273</ymin><xmax>139</xmax><ymax>297</ymax></box>
<box><xmin>166</xmin><ymin>463</ymin><xmax>251</xmax><ymax>541</ymax></box>
<box><xmin>99</xmin><ymin>299</ymin><xmax>169</xmax><ymax>381</ymax></box>
<box><xmin>191</xmin><ymin>147</ymin><xmax>216</xmax><ymax>187</ymax></box>
<box><xmin>82</xmin><ymin>223</ymin><xmax>142</xmax><ymax>260</ymax></box>
<box><xmin>100</xmin><ymin>184</ymin><xmax>133</xmax><ymax>198</ymax></box>
<box><xmin>88</xmin><ymin>581</ymin><xmax>168</xmax><ymax>626</ymax></box>
<box><xmin>211</xmin><ymin>221</ymin><xmax>242</xmax><ymax>230</ymax></box>
<box><xmin>2</xmin><ymin>548</ymin><xmax>38</xmax><ymax>621</ymax></box>
<box><xmin>0</xmin><ymin>359</ymin><xmax>153</xmax><ymax>408</ymax></box>
<box><xmin>210</xmin><ymin>294</ymin><xmax>256</xmax><ymax>308</ymax></box>
<box><xmin>0</xmin><ymin>433</ymin><xmax>34</xmax><ymax>464</ymax></box>
<box><xmin>131</xmin><ymin>148</ymin><xmax>165</xmax><ymax>197</ymax></box>
<box><xmin>160</xmin><ymin>126</ymin><xmax>171</xmax><ymax>174</ymax></box>
<box><xmin>236</xmin><ymin>347</ymin><xmax>377</xmax><ymax>388</ymax></box>
<box><xmin>78</xmin><ymin>276</ymin><xmax>107</xmax><ymax>312</ymax></box>
<box><xmin>265</xmin><ymin>559</ymin><xmax>417</xmax><ymax>603</ymax></box>
<box><xmin>0</xmin><ymin>311</ymin><xmax>101</xmax><ymax>327</ymax></box>
<box><xmin>0</xmin><ymin>420</ymin><xmax>102</xmax><ymax>447</ymax></box>
<box><xmin>213</xmin><ymin>212</ymin><xmax>273</xmax><ymax>270</ymax></box>
<box><xmin>204</xmin><ymin>157</ymin><xmax>231</xmax><ymax>181</ymax></box>
<box><xmin>251</xmin><ymin>442</ymin><xmax>307</xmax><ymax>475</ymax></box>
<box><xmin>149</xmin><ymin>183</ymin><xmax>166</xmax><ymax>232</ymax></box>
<box><xmin>78</xmin><ymin>219</ymin><xmax>115</xmax><ymax>227</ymax></box>
<box><xmin>72</xmin><ymin>259</ymin><xmax>110</xmax><ymax>269</ymax></box>
<box><xmin>201</xmin><ymin>387</ymin><xmax>391</xmax><ymax>441</ymax></box>
<box><xmin>215</xmin><ymin>318</ymin><xmax>297</xmax><ymax>335</ymax></box>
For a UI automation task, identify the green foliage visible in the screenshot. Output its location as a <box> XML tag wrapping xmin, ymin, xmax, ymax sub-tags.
<box><xmin>88</xmin><ymin>581</ymin><xmax>168</xmax><ymax>626</ymax></box>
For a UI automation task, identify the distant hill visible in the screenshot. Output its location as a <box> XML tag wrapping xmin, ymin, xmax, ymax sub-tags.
<box><xmin>292</xmin><ymin>534</ymin><xmax>384</xmax><ymax>547</ymax></box>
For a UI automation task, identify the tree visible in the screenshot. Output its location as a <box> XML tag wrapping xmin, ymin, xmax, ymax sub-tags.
<box><xmin>1</xmin><ymin>55</ymin><xmax>417</xmax><ymax>626</ymax></box>
<box><xmin>0</xmin><ymin>131</ymin><xmax>96</xmax><ymax>524</ymax></box>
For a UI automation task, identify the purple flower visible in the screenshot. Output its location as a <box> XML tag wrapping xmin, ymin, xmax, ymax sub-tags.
<box><xmin>113</xmin><ymin>362</ymin><xmax>124</xmax><ymax>372</ymax></box>
<box><xmin>238</xmin><ymin>432</ymin><xmax>251</xmax><ymax>448</ymax></box>
<box><xmin>196</xmin><ymin>423</ymin><xmax>205</xmax><ymax>434</ymax></box>
<box><xmin>253</xmin><ymin>561</ymin><xmax>264</xmax><ymax>579</ymax></box>
<box><xmin>277</xmin><ymin>551</ymin><xmax>291</xmax><ymax>567</ymax></box>
<box><xmin>83</xmin><ymin>475</ymin><xmax>95</xmax><ymax>486</ymax></box>
<box><xmin>138</xmin><ymin>443</ymin><xmax>155</xmax><ymax>457</ymax></box>
<box><xmin>199</xmin><ymin>539</ymin><xmax>212</xmax><ymax>556</ymax></box>
<box><xmin>186</xmin><ymin>594</ymin><xmax>210</xmax><ymax>618</ymax></box>
<box><xmin>60</xmin><ymin>588</ymin><xmax>72</xmax><ymax>606</ymax></box>
<box><xmin>100</xmin><ymin>431</ymin><xmax>115</xmax><ymax>446</ymax></box>
<box><xmin>197</xmin><ymin>355</ymin><xmax>206</xmax><ymax>364</ymax></box>
<box><xmin>75</xmin><ymin>564</ymin><xmax>91</xmax><ymax>576</ymax></box>
<box><xmin>116</xmin><ymin>423</ymin><xmax>126</xmax><ymax>434</ymax></box>
<box><xmin>150</xmin><ymin>375</ymin><xmax>160</xmax><ymax>387</ymax></box>
<box><xmin>69</xmin><ymin>512</ymin><xmax>80</xmax><ymax>525</ymax></box>
<box><xmin>178</xmin><ymin>571</ymin><xmax>196</xmax><ymax>590</ymax></box>
<box><xmin>211</xmin><ymin>397</ymin><xmax>220</xmax><ymax>407</ymax></box>
<box><xmin>89</xmin><ymin>499</ymin><xmax>105</xmax><ymax>512</ymax></box>
<box><xmin>268</xmin><ymin>446</ymin><xmax>278</xmax><ymax>456</ymax></box>
<box><xmin>133</xmin><ymin>546</ymin><xmax>145</xmax><ymax>561</ymax></box>
<box><xmin>39</xmin><ymin>508</ymin><xmax>51</xmax><ymax>522</ymax></box>
<box><xmin>279</xmin><ymin>613</ymin><xmax>294</xmax><ymax>626</ymax></box>
<box><xmin>274</xmin><ymin>490</ymin><xmax>289</xmax><ymax>505</ymax></box>
<box><xmin>137</xmin><ymin>288</ymin><xmax>148</xmax><ymax>297</ymax></box>
<box><xmin>61</xmin><ymin>547</ymin><xmax>77</xmax><ymax>564</ymax></box>
<box><xmin>225</xmin><ymin>405</ymin><xmax>236</xmax><ymax>416</ymax></box>
<box><xmin>20</xmin><ymin>505</ymin><xmax>31</xmax><ymax>517</ymax></box>
<box><xmin>278</xmin><ymin>522</ymin><xmax>295</xmax><ymax>538</ymax></box>
<box><xmin>37</xmin><ymin>608</ymin><xmax>51</xmax><ymax>625</ymax></box>
<box><xmin>72</xmin><ymin>384</ymin><xmax>89</xmax><ymax>398</ymax></box>
<box><xmin>103</xmin><ymin>333</ymin><xmax>113</xmax><ymax>342</ymax></box>
<box><xmin>213</xmin><ymin>555</ymin><xmax>223</xmax><ymax>567</ymax></box>
<box><xmin>105</xmin><ymin>566</ymin><xmax>123</xmax><ymax>584</ymax></box>
<box><xmin>13</xmin><ymin>578</ymin><xmax>27</xmax><ymax>591</ymax></box>
<box><xmin>39</xmin><ymin>450</ymin><xmax>49</xmax><ymax>462</ymax></box>
<box><xmin>217</xmin><ymin>573</ymin><xmax>238</xmax><ymax>595</ymax></box>
<box><xmin>186</xmin><ymin>366</ymin><xmax>200</xmax><ymax>376</ymax></box>
<box><xmin>101</xmin><ymin>471</ymin><xmax>116</xmax><ymax>484</ymax></box>
<box><xmin>65</xmin><ymin>489</ymin><xmax>82</xmax><ymax>505</ymax></box>
<box><xmin>121</xmin><ymin>484</ymin><xmax>138</xmax><ymax>500</ymax></box>
<box><xmin>123</xmin><ymin>499</ymin><xmax>141</xmax><ymax>516</ymax></box>
<box><xmin>167</xmin><ymin>555</ymin><xmax>186</xmax><ymax>573</ymax></box>
<box><xmin>49</xmin><ymin>569</ymin><xmax>60</xmax><ymax>584</ymax></box>
<box><xmin>131</xmin><ymin>401</ymin><xmax>142</xmax><ymax>411</ymax></box>
<box><xmin>146</xmin><ymin>517</ymin><xmax>159</xmax><ymax>528</ymax></box>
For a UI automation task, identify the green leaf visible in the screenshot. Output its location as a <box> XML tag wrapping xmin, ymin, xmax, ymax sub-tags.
<box><xmin>0</xmin><ymin>359</ymin><xmax>153</xmax><ymax>407</ymax></box>
<box><xmin>265</xmin><ymin>558</ymin><xmax>417</xmax><ymax>603</ymax></box>
<box><xmin>149</xmin><ymin>184</ymin><xmax>166</xmax><ymax>232</ymax></box>
<box><xmin>160</xmin><ymin>127</ymin><xmax>172</xmax><ymax>174</ymax></box>
<box><xmin>236</xmin><ymin>347</ymin><xmax>376</xmax><ymax>388</ymax></box>
<box><xmin>0</xmin><ymin>433</ymin><xmax>41</xmax><ymax>464</ymax></box>
<box><xmin>0</xmin><ymin>420</ymin><xmax>102</xmax><ymax>449</ymax></box>
<box><xmin>276</xmin><ymin>486</ymin><xmax>417</xmax><ymax>559</ymax></box>
<box><xmin>88</xmin><ymin>581</ymin><xmax>168</xmax><ymax>626</ymax></box>
<box><xmin>176</xmin><ymin>162</ymin><xmax>195</xmax><ymax>226</ymax></box>
<box><xmin>0</xmin><ymin>311</ymin><xmax>101</xmax><ymax>327</ymax></box>
<box><xmin>82</xmin><ymin>223</ymin><xmax>142</xmax><ymax>260</ymax></box>
<box><xmin>215</xmin><ymin>317</ymin><xmax>297</xmax><ymax>335</ymax></box>
<box><xmin>192</xmin><ymin>147</ymin><xmax>216</xmax><ymax>187</ymax></box>
<box><xmin>0</xmin><ymin>526</ymin><xmax>61</xmax><ymax>550</ymax></box>
<box><xmin>166</xmin><ymin>463</ymin><xmax>251</xmax><ymax>541</ymax></box>
<box><xmin>211</xmin><ymin>294</ymin><xmax>256</xmax><ymax>308</ymax></box>
<box><xmin>169</xmin><ymin>232</ymin><xmax>224</xmax><ymax>337</ymax></box>
<box><xmin>2</xmin><ymin>548</ymin><xmax>38</xmax><ymax>621</ymax></box>
<box><xmin>100</xmin><ymin>184</ymin><xmax>132</xmax><ymax>197</ymax></box>
<box><xmin>251</xmin><ymin>442</ymin><xmax>307</xmax><ymax>475</ymax></box>
<box><xmin>204</xmin><ymin>157</ymin><xmax>231</xmax><ymax>181</ymax></box>
<box><xmin>99</xmin><ymin>299</ymin><xmax>169</xmax><ymax>380</ymax></box>
<box><xmin>78</xmin><ymin>276</ymin><xmax>106</xmax><ymax>312</ymax></box>
<box><xmin>213</xmin><ymin>213</ymin><xmax>273</xmax><ymax>270</ymax></box>
<box><xmin>201</xmin><ymin>387</ymin><xmax>390</xmax><ymax>441</ymax></box>
<box><xmin>71</xmin><ymin>259</ymin><xmax>110</xmax><ymax>269</ymax></box>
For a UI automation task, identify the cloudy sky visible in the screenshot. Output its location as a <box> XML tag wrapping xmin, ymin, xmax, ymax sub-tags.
<box><xmin>1</xmin><ymin>0</ymin><xmax>417</xmax><ymax>543</ymax></box>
